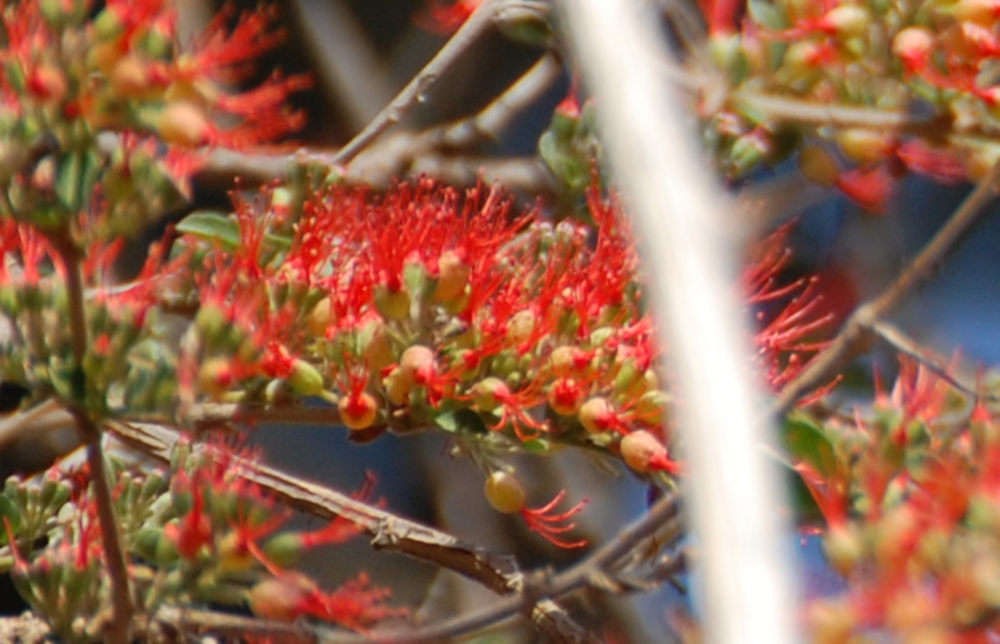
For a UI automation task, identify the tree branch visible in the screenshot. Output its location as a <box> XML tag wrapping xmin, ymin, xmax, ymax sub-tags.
<box><xmin>773</xmin><ymin>160</ymin><xmax>1000</xmax><ymax>414</ymax></box>
<box><xmin>143</xmin><ymin>492</ymin><xmax>681</xmax><ymax>644</ymax></box>
<box><xmin>104</xmin><ymin>419</ymin><xmax>597</xmax><ymax>643</ymax></box>
<box><xmin>330</xmin><ymin>0</ymin><xmax>549</xmax><ymax>167</ymax></box>
<box><xmin>50</xmin><ymin>236</ymin><xmax>134</xmax><ymax>644</ymax></box>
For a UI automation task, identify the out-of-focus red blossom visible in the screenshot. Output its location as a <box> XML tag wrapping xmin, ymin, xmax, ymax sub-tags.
<box><xmin>298</xmin><ymin>572</ymin><xmax>406</xmax><ymax>630</ymax></box>
<box><xmin>830</xmin><ymin>140</ymin><xmax>966</xmax><ymax>209</ymax></box>
<box><xmin>1</xmin><ymin>1</ymin><xmax>309</xmax><ymax>151</ymax></box>
<box><xmin>0</xmin><ymin>220</ymin><xmax>59</xmax><ymax>286</ymax></box>
<box><xmin>885</xmin><ymin>355</ymin><xmax>958</xmax><ymax>426</ymax></box>
<box><xmin>744</xmin><ymin>224</ymin><xmax>837</xmax><ymax>394</ymax></box>
<box><xmin>835</xmin><ymin>165</ymin><xmax>894</xmax><ymax>214</ymax></box>
<box><xmin>698</xmin><ymin>0</ymin><xmax>744</xmax><ymax>35</ymax></box>
<box><xmin>251</xmin><ymin>571</ymin><xmax>405</xmax><ymax>629</ymax></box>
<box><xmin>894</xmin><ymin>140</ymin><xmax>967</xmax><ymax>184</ymax></box>
<box><xmin>554</xmin><ymin>83</ymin><xmax>581</xmax><ymax>118</ymax></box>
<box><xmin>416</xmin><ymin>0</ymin><xmax>481</xmax><ymax>34</ymax></box>
<box><xmin>796</xmin><ymin>361</ymin><xmax>1000</xmax><ymax>640</ymax></box>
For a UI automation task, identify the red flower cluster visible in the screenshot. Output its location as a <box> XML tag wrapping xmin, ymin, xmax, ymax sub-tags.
<box><xmin>159</xmin><ymin>176</ymin><xmax>835</xmax><ymax>546</ymax></box>
<box><xmin>697</xmin><ymin>0</ymin><xmax>1000</xmax><ymax>211</ymax></box>
<box><xmin>788</xmin><ymin>358</ymin><xmax>1000</xmax><ymax>640</ymax></box>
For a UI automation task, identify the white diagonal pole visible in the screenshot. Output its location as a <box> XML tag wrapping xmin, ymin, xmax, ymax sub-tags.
<box><xmin>558</xmin><ymin>2</ymin><xmax>801</xmax><ymax>642</ymax></box>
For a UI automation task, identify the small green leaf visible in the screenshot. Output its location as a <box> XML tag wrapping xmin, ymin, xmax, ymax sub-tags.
<box><xmin>176</xmin><ymin>210</ymin><xmax>240</xmax><ymax>248</ymax></box>
<box><xmin>781</xmin><ymin>415</ymin><xmax>837</xmax><ymax>478</ymax></box>
<box><xmin>786</xmin><ymin>469</ymin><xmax>823</xmax><ymax>526</ymax></box>
<box><xmin>521</xmin><ymin>438</ymin><xmax>550</xmax><ymax>454</ymax></box>
<box><xmin>434</xmin><ymin>408</ymin><xmax>487</xmax><ymax>434</ymax></box>
<box><xmin>0</xmin><ymin>495</ymin><xmax>20</xmax><ymax>546</ymax></box>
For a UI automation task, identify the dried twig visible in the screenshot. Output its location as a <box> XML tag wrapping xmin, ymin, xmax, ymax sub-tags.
<box><xmin>730</xmin><ymin>89</ymin><xmax>937</xmax><ymax>132</ymax></box>
<box><xmin>105</xmin><ymin>420</ymin><xmax>596</xmax><ymax>643</ymax></box>
<box><xmin>190</xmin><ymin>51</ymin><xmax>562</xmax><ymax>191</ymax></box>
<box><xmin>869</xmin><ymin>320</ymin><xmax>1000</xmax><ymax>402</ymax></box>
<box><xmin>773</xmin><ymin>160</ymin><xmax>1000</xmax><ymax>414</ymax></box>
<box><xmin>143</xmin><ymin>492</ymin><xmax>680</xmax><ymax>644</ymax></box>
<box><xmin>330</xmin><ymin>0</ymin><xmax>549</xmax><ymax>167</ymax></box>
<box><xmin>50</xmin><ymin>236</ymin><xmax>134</xmax><ymax>644</ymax></box>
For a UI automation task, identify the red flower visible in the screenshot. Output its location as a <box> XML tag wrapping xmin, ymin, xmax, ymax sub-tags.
<box><xmin>521</xmin><ymin>490</ymin><xmax>589</xmax><ymax>549</ymax></box>
<box><xmin>416</xmin><ymin>0</ymin><xmax>481</xmax><ymax>34</ymax></box>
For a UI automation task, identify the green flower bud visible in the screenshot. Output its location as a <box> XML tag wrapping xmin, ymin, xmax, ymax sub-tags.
<box><xmin>288</xmin><ymin>359</ymin><xmax>324</xmax><ymax>396</ymax></box>
<box><xmin>374</xmin><ymin>284</ymin><xmax>410</xmax><ymax>321</ymax></box>
<box><xmin>261</xmin><ymin>532</ymin><xmax>306</xmax><ymax>568</ymax></box>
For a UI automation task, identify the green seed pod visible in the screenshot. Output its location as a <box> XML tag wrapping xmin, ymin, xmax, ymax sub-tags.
<box><xmin>433</xmin><ymin>250</ymin><xmax>470</xmax><ymax>303</ymax></box>
<box><xmin>308</xmin><ymin>297</ymin><xmax>331</xmax><ymax>338</ymax></box>
<box><xmin>288</xmin><ymin>359</ymin><xmax>324</xmax><ymax>396</ymax></box>
<box><xmin>613</xmin><ymin>359</ymin><xmax>641</xmax><ymax>395</ymax></box>
<box><xmin>133</xmin><ymin>526</ymin><xmax>165</xmax><ymax>562</ymax></box>
<box><xmin>139</xmin><ymin>472</ymin><xmax>167</xmax><ymax>501</ymax></box>
<box><xmin>195</xmin><ymin>303</ymin><xmax>229</xmax><ymax>345</ymax></box>
<box><xmin>823</xmin><ymin>525</ymin><xmax>863</xmax><ymax>577</ymax></box>
<box><xmin>589</xmin><ymin>326</ymin><xmax>615</xmax><ymax>348</ymax></box>
<box><xmin>45</xmin><ymin>481</ymin><xmax>71</xmax><ymax>512</ymax></box>
<box><xmin>38</xmin><ymin>474</ymin><xmax>62</xmax><ymax>510</ymax></box>
<box><xmin>579</xmin><ymin>397</ymin><xmax>612</xmax><ymax>433</ymax></box>
<box><xmin>823</xmin><ymin>5</ymin><xmax>869</xmax><ymax>39</ymax></box>
<box><xmin>261</xmin><ymin>532</ymin><xmax>306</xmax><ymax>568</ymax></box>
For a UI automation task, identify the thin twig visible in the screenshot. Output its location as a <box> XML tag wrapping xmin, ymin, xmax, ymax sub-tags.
<box><xmin>339</xmin><ymin>494</ymin><xmax>682</xmax><ymax>644</ymax></box>
<box><xmin>730</xmin><ymin>89</ymin><xmax>936</xmax><ymax>132</ymax></box>
<box><xmin>773</xmin><ymin>160</ymin><xmax>1000</xmax><ymax>414</ymax></box>
<box><xmin>149</xmin><ymin>493</ymin><xmax>680</xmax><ymax>644</ymax></box>
<box><xmin>150</xmin><ymin>605</ymin><xmax>327</xmax><ymax>643</ymax></box>
<box><xmin>191</xmin><ymin>51</ymin><xmax>561</xmax><ymax>192</ymax></box>
<box><xmin>104</xmin><ymin>420</ymin><xmax>595</xmax><ymax>643</ymax></box>
<box><xmin>50</xmin><ymin>237</ymin><xmax>134</xmax><ymax>644</ymax></box>
<box><xmin>870</xmin><ymin>320</ymin><xmax>1000</xmax><ymax>402</ymax></box>
<box><xmin>142</xmin><ymin>492</ymin><xmax>681</xmax><ymax>644</ymax></box>
<box><xmin>106</xmin><ymin>419</ymin><xmax>517</xmax><ymax>591</ymax></box>
<box><xmin>331</xmin><ymin>0</ymin><xmax>533</xmax><ymax>167</ymax></box>
<box><xmin>439</xmin><ymin>53</ymin><xmax>563</xmax><ymax>147</ymax></box>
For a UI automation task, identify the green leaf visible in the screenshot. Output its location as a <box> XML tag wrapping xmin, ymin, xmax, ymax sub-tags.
<box><xmin>0</xmin><ymin>495</ymin><xmax>20</xmax><ymax>546</ymax></box>
<box><xmin>176</xmin><ymin>210</ymin><xmax>240</xmax><ymax>248</ymax></box>
<box><xmin>786</xmin><ymin>469</ymin><xmax>823</xmax><ymax>526</ymax></box>
<box><xmin>434</xmin><ymin>408</ymin><xmax>487</xmax><ymax>434</ymax></box>
<box><xmin>521</xmin><ymin>438</ymin><xmax>551</xmax><ymax>454</ymax></box>
<box><xmin>781</xmin><ymin>415</ymin><xmax>837</xmax><ymax>478</ymax></box>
